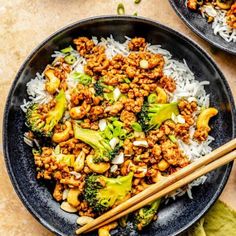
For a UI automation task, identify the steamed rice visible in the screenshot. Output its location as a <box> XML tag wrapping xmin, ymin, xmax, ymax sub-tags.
<box><xmin>185</xmin><ymin>0</ymin><xmax>236</xmax><ymax>43</ymax></box>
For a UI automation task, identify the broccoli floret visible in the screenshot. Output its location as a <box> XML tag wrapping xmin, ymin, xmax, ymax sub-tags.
<box><xmin>73</xmin><ymin>122</ymin><xmax>118</xmax><ymax>162</ymax></box>
<box><xmin>135</xmin><ymin>199</ymin><xmax>161</xmax><ymax>231</ymax></box>
<box><xmin>137</xmin><ymin>101</ymin><xmax>179</xmax><ymax>132</ymax></box>
<box><xmin>26</xmin><ymin>90</ymin><xmax>67</xmax><ymax>137</ymax></box>
<box><xmin>84</xmin><ymin>172</ymin><xmax>133</xmax><ymax>213</ymax></box>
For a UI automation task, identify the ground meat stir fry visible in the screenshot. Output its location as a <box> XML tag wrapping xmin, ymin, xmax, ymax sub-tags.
<box><xmin>24</xmin><ymin>36</ymin><xmax>218</xmax><ymax>234</ymax></box>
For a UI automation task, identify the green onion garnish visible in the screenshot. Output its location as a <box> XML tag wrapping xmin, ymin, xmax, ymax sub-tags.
<box><xmin>64</xmin><ymin>55</ymin><xmax>77</xmax><ymax>65</ymax></box>
<box><xmin>131</xmin><ymin>122</ymin><xmax>143</xmax><ymax>132</ymax></box>
<box><xmin>61</xmin><ymin>46</ymin><xmax>73</xmax><ymax>53</ymax></box>
<box><xmin>71</xmin><ymin>72</ymin><xmax>92</xmax><ymax>85</ymax></box>
<box><xmin>117</xmin><ymin>3</ymin><xmax>125</xmax><ymax>15</ymax></box>
<box><xmin>168</xmin><ymin>135</ymin><xmax>177</xmax><ymax>143</ymax></box>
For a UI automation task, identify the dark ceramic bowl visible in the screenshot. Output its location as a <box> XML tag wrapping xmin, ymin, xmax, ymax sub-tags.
<box><xmin>169</xmin><ymin>0</ymin><xmax>236</xmax><ymax>55</ymax></box>
<box><xmin>3</xmin><ymin>16</ymin><xmax>236</xmax><ymax>236</ymax></box>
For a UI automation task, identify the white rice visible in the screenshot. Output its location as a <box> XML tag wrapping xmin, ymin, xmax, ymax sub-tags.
<box><xmin>20</xmin><ymin>72</ymin><xmax>52</xmax><ymax>112</ymax></box>
<box><xmin>200</xmin><ymin>3</ymin><xmax>236</xmax><ymax>42</ymax></box>
<box><xmin>99</xmin><ymin>35</ymin><xmax>130</xmax><ymax>59</ymax></box>
<box><xmin>211</xmin><ymin>9</ymin><xmax>236</xmax><ymax>43</ymax></box>
<box><xmin>22</xmin><ymin>36</ymin><xmax>214</xmax><ymax>200</ymax></box>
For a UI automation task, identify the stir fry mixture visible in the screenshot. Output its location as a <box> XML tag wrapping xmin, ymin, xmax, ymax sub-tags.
<box><xmin>186</xmin><ymin>0</ymin><xmax>236</xmax><ymax>42</ymax></box>
<box><xmin>23</xmin><ymin>36</ymin><xmax>218</xmax><ymax>235</ymax></box>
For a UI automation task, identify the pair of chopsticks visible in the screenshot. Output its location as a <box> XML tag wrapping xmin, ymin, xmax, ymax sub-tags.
<box><xmin>76</xmin><ymin>138</ymin><xmax>236</xmax><ymax>235</ymax></box>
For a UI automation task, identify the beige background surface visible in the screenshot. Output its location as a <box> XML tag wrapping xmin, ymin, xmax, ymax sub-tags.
<box><xmin>0</xmin><ymin>0</ymin><xmax>235</xmax><ymax>235</ymax></box>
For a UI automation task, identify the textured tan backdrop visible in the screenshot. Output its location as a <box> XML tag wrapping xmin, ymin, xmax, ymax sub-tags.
<box><xmin>0</xmin><ymin>0</ymin><xmax>235</xmax><ymax>235</ymax></box>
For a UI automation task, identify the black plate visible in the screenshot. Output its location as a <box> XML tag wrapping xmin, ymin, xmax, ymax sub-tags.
<box><xmin>3</xmin><ymin>16</ymin><xmax>236</xmax><ymax>236</ymax></box>
<box><xmin>169</xmin><ymin>0</ymin><xmax>236</xmax><ymax>55</ymax></box>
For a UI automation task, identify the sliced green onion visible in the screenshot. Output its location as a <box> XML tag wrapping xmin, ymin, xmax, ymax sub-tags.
<box><xmin>104</xmin><ymin>92</ymin><xmax>114</xmax><ymax>102</ymax></box>
<box><xmin>148</xmin><ymin>93</ymin><xmax>158</xmax><ymax>104</ymax></box>
<box><xmin>169</xmin><ymin>134</ymin><xmax>177</xmax><ymax>143</ymax></box>
<box><xmin>61</xmin><ymin>46</ymin><xmax>73</xmax><ymax>53</ymax></box>
<box><xmin>131</xmin><ymin>122</ymin><xmax>143</xmax><ymax>132</ymax></box>
<box><xmin>119</xmin><ymin>130</ymin><xmax>127</xmax><ymax>139</ymax></box>
<box><xmin>71</xmin><ymin>72</ymin><xmax>92</xmax><ymax>85</ymax></box>
<box><xmin>133</xmin><ymin>12</ymin><xmax>138</xmax><ymax>16</ymax></box>
<box><xmin>104</xmin><ymin>127</ymin><xmax>113</xmax><ymax>140</ymax></box>
<box><xmin>113</xmin><ymin>126</ymin><xmax>122</xmax><ymax>137</ymax></box>
<box><xmin>117</xmin><ymin>3</ymin><xmax>125</xmax><ymax>15</ymax></box>
<box><xmin>123</xmin><ymin>78</ymin><xmax>131</xmax><ymax>83</ymax></box>
<box><xmin>108</xmin><ymin>117</ymin><xmax>118</xmax><ymax>122</ymax></box>
<box><xmin>107</xmin><ymin>122</ymin><xmax>114</xmax><ymax>131</ymax></box>
<box><xmin>64</xmin><ymin>54</ymin><xmax>77</xmax><ymax>65</ymax></box>
<box><xmin>113</xmin><ymin>120</ymin><xmax>124</xmax><ymax>127</ymax></box>
<box><xmin>102</xmin><ymin>84</ymin><xmax>114</xmax><ymax>91</ymax></box>
<box><xmin>134</xmin><ymin>0</ymin><xmax>141</xmax><ymax>4</ymax></box>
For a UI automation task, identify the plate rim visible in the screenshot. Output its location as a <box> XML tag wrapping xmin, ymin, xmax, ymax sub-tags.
<box><xmin>3</xmin><ymin>15</ymin><xmax>236</xmax><ymax>236</ymax></box>
<box><xmin>168</xmin><ymin>0</ymin><xmax>236</xmax><ymax>55</ymax></box>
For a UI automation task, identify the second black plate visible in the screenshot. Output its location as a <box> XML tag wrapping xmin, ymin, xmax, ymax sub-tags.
<box><xmin>169</xmin><ymin>0</ymin><xmax>236</xmax><ymax>55</ymax></box>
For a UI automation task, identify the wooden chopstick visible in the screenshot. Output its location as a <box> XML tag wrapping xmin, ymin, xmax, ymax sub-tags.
<box><xmin>87</xmin><ymin>150</ymin><xmax>236</xmax><ymax>232</ymax></box>
<box><xmin>76</xmin><ymin>139</ymin><xmax>236</xmax><ymax>235</ymax></box>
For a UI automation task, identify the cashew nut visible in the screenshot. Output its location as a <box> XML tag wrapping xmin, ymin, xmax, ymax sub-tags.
<box><xmin>45</xmin><ymin>68</ymin><xmax>60</xmax><ymax>94</ymax></box>
<box><xmin>60</xmin><ymin>201</ymin><xmax>77</xmax><ymax>213</ymax></box>
<box><xmin>158</xmin><ymin>159</ymin><xmax>170</xmax><ymax>171</ymax></box>
<box><xmin>86</xmin><ymin>155</ymin><xmax>110</xmax><ymax>174</ymax></box>
<box><xmin>52</xmin><ymin>121</ymin><xmax>72</xmax><ymax>143</ymax></box>
<box><xmin>121</xmin><ymin>160</ymin><xmax>147</xmax><ymax>178</ymax></box>
<box><xmin>67</xmin><ymin>188</ymin><xmax>80</xmax><ymax>207</ymax></box>
<box><xmin>74</xmin><ymin>151</ymin><xmax>85</xmax><ymax>172</ymax></box>
<box><xmin>216</xmin><ymin>0</ymin><xmax>233</xmax><ymax>10</ymax></box>
<box><xmin>98</xmin><ymin>222</ymin><xmax>118</xmax><ymax>236</ymax></box>
<box><xmin>70</xmin><ymin>104</ymin><xmax>91</xmax><ymax>119</ymax></box>
<box><xmin>156</xmin><ymin>87</ymin><xmax>167</xmax><ymax>104</ymax></box>
<box><xmin>196</xmin><ymin>107</ymin><xmax>218</xmax><ymax>132</ymax></box>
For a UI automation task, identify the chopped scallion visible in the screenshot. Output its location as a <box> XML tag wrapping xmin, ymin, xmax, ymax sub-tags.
<box><xmin>123</xmin><ymin>78</ymin><xmax>131</xmax><ymax>83</ymax></box>
<box><xmin>61</xmin><ymin>46</ymin><xmax>73</xmax><ymax>53</ymax></box>
<box><xmin>113</xmin><ymin>120</ymin><xmax>124</xmax><ymax>127</ymax></box>
<box><xmin>104</xmin><ymin>92</ymin><xmax>114</xmax><ymax>102</ymax></box>
<box><xmin>169</xmin><ymin>134</ymin><xmax>177</xmax><ymax>143</ymax></box>
<box><xmin>104</xmin><ymin>127</ymin><xmax>113</xmax><ymax>140</ymax></box>
<box><xmin>117</xmin><ymin>3</ymin><xmax>125</xmax><ymax>15</ymax></box>
<box><xmin>71</xmin><ymin>72</ymin><xmax>92</xmax><ymax>85</ymax></box>
<box><xmin>64</xmin><ymin>55</ymin><xmax>77</xmax><ymax>65</ymax></box>
<box><xmin>131</xmin><ymin>122</ymin><xmax>143</xmax><ymax>132</ymax></box>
